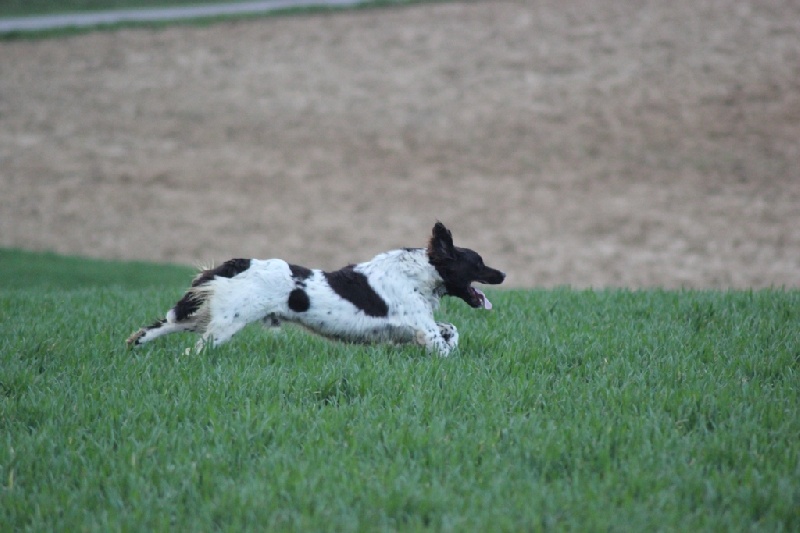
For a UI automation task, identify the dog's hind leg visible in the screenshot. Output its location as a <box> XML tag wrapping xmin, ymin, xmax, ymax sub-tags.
<box><xmin>192</xmin><ymin>315</ymin><xmax>251</xmax><ymax>353</ymax></box>
<box><xmin>191</xmin><ymin>319</ymin><xmax>261</xmax><ymax>354</ymax></box>
<box><xmin>193</xmin><ymin>298</ymin><xmax>264</xmax><ymax>352</ymax></box>
<box><xmin>126</xmin><ymin>310</ymin><xmax>196</xmax><ymax>348</ymax></box>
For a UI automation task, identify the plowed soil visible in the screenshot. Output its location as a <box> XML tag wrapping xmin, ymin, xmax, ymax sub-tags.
<box><xmin>2</xmin><ymin>1</ymin><xmax>798</xmax><ymax>287</ymax></box>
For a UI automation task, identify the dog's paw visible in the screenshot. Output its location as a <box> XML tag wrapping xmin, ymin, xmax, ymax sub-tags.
<box><xmin>436</xmin><ymin>323</ymin><xmax>456</xmax><ymax>341</ymax></box>
<box><xmin>126</xmin><ymin>328</ymin><xmax>146</xmax><ymax>348</ymax></box>
<box><xmin>262</xmin><ymin>315</ymin><xmax>282</xmax><ymax>329</ymax></box>
<box><xmin>415</xmin><ymin>324</ymin><xmax>459</xmax><ymax>356</ymax></box>
<box><xmin>436</xmin><ymin>322</ymin><xmax>459</xmax><ymax>346</ymax></box>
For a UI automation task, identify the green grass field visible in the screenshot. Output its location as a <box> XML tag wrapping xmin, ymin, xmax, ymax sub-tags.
<box><xmin>1</xmin><ymin>249</ymin><xmax>798</xmax><ymax>531</ymax></box>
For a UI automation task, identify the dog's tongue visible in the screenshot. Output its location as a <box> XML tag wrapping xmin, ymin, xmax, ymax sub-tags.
<box><xmin>475</xmin><ymin>288</ymin><xmax>493</xmax><ymax>310</ymax></box>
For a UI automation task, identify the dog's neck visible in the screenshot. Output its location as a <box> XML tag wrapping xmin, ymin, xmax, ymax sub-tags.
<box><xmin>358</xmin><ymin>247</ymin><xmax>446</xmax><ymax>306</ymax></box>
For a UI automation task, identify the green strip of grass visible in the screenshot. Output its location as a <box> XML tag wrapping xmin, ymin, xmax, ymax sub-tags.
<box><xmin>1</xmin><ymin>253</ymin><xmax>798</xmax><ymax>530</ymax></box>
<box><xmin>0</xmin><ymin>0</ymin><xmax>438</xmax><ymax>18</ymax></box>
<box><xmin>0</xmin><ymin>0</ymin><xmax>238</xmax><ymax>17</ymax></box>
<box><xmin>0</xmin><ymin>248</ymin><xmax>193</xmax><ymax>290</ymax></box>
<box><xmin>0</xmin><ymin>0</ymin><xmax>448</xmax><ymax>39</ymax></box>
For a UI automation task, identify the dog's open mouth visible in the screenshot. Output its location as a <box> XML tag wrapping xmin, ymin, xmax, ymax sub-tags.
<box><xmin>469</xmin><ymin>286</ymin><xmax>492</xmax><ymax>310</ymax></box>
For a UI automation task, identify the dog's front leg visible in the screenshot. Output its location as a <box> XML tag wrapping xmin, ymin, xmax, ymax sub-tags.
<box><xmin>415</xmin><ymin>321</ymin><xmax>459</xmax><ymax>356</ymax></box>
<box><xmin>436</xmin><ymin>322</ymin><xmax>459</xmax><ymax>352</ymax></box>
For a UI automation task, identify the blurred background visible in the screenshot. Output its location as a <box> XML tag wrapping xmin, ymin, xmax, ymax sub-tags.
<box><xmin>1</xmin><ymin>0</ymin><xmax>798</xmax><ymax>288</ymax></box>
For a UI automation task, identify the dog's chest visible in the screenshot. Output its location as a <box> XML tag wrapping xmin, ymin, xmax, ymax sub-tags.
<box><xmin>364</xmin><ymin>271</ymin><xmax>436</xmax><ymax>315</ymax></box>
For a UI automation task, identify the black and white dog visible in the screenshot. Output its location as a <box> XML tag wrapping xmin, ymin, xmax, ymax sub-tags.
<box><xmin>127</xmin><ymin>222</ymin><xmax>505</xmax><ymax>356</ymax></box>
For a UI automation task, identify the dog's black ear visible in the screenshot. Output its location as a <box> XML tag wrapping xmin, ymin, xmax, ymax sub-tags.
<box><xmin>428</xmin><ymin>221</ymin><xmax>455</xmax><ymax>261</ymax></box>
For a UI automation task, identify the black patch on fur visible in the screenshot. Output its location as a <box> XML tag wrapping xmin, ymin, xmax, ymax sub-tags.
<box><xmin>288</xmin><ymin>288</ymin><xmax>311</xmax><ymax>312</ymax></box>
<box><xmin>191</xmin><ymin>258</ymin><xmax>252</xmax><ymax>287</ymax></box>
<box><xmin>173</xmin><ymin>292</ymin><xmax>201</xmax><ymax>322</ymax></box>
<box><xmin>324</xmin><ymin>266</ymin><xmax>389</xmax><ymax>317</ymax></box>
<box><xmin>289</xmin><ymin>263</ymin><xmax>313</xmax><ymax>282</ymax></box>
<box><xmin>171</xmin><ymin>258</ymin><xmax>252</xmax><ymax>322</ymax></box>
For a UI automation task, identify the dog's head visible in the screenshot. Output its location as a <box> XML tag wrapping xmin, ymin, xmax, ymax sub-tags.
<box><xmin>427</xmin><ymin>222</ymin><xmax>505</xmax><ymax>309</ymax></box>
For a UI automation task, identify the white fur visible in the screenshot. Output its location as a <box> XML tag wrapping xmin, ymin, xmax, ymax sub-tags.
<box><xmin>130</xmin><ymin>248</ymin><xmax>461</xmax><ymax>356</ymax></box>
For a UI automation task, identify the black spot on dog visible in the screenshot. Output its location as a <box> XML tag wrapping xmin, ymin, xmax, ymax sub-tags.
<box><xmin>173</xmin><ymin>292</ymin><xmax>200</xmax><ymax>323</ymax></box>
<box><xmin>192</xmin><ymin>258</ymin><xmax>252</xmax><ymax>287</ymax></box>
<box><xmin>324</xmin><ymin>266</ymin><xmax>389</xmax><ymax>318</ymax></box>
<box><xmin>172</xmin><ymin>259</ymin><xmax>253</xmax><ymax>321</ymax></box>
<box><xmin>288</xmin><ymin>288</ymin><xmax>310</xmax><ymax>313</ymax></box>
<box><xmin>289</xmin><ymin>263</ymin><xmax>313</xmax><ymax>282</ymax></box>
<box><xmin>147</xmin><ymin>318</ymin><xmax>167</xmax><ymax>330</ymax></box>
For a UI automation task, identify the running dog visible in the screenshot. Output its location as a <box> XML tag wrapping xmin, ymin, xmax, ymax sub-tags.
<box><xmin>126</xmin><ymin>222</ymin><xmax>505</xmax><ymax>356</ymax></box>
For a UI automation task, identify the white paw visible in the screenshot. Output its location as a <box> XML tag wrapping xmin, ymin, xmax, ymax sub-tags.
<box><xmin>437</xmin><ymin>322</ymin><xmax>459</xmax><ymax>346</ymax></box>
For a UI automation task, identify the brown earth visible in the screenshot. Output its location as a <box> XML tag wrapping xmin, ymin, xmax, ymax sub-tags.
<box><xmin>1</xmin><ymin>0</ymin><xmax>798</xmax><ymax>288</ymax></box>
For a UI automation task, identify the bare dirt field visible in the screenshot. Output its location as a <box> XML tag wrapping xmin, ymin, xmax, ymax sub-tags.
<box><xmin>1</xmin><ymin>0</ymin><xmax>798</xmax><ymax>288</ymax></box>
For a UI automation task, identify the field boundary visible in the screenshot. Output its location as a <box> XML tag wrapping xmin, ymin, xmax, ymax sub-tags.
<box><xmin>0</xmin><ymin>0</ymin><xmax>363</xmax><ymax>32</ymax></box>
